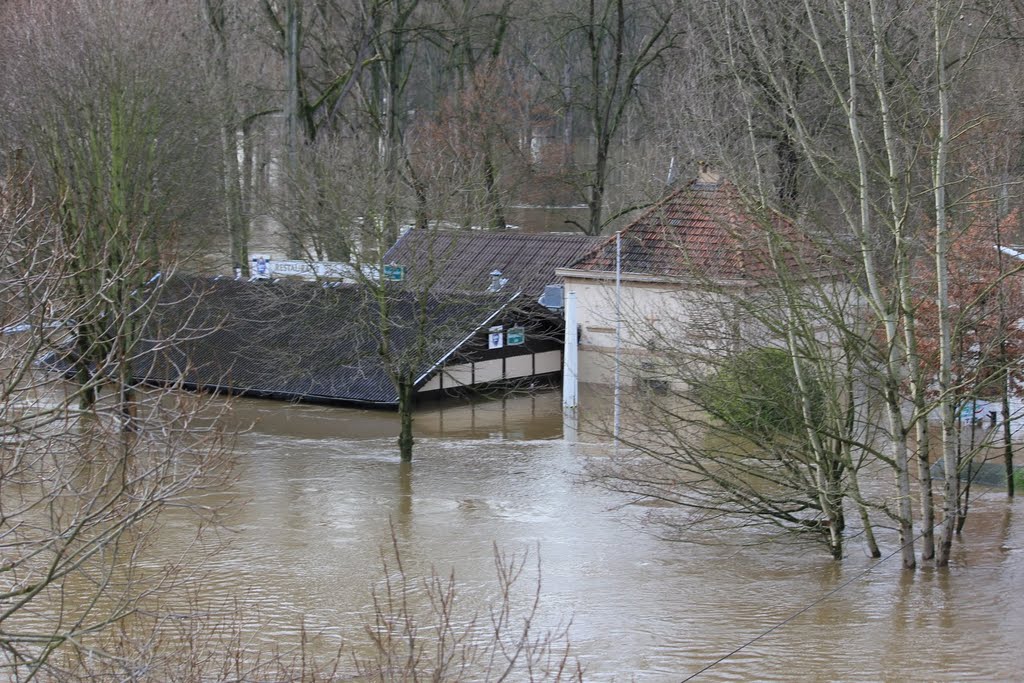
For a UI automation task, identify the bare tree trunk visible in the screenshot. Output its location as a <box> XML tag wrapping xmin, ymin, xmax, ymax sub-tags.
<box><xmin>842</xmin><ymin>354</ymin><xmax>881</xmax><ymax>558</ymax></box>
<box><xmin>383</xmin><ymin>46</ymin><xmax>401</xmax><ymax>246</ymax></box>
<box><xmin>768</xmin><ymin>233</ymin><xmax>844</xmax><ymax>559</ymax></box>
<box><xmin>75</xmin><ymin>328</ymin><xmax>97</xmax><ymax>409</ymax></box>
<box><xmin>562</xmin><ymin>62</ymin><xmax>574</xmax><ymax>170</ymax></box>
<box><xmin>861</xmin><ymin>0</ymin><xmax>935</xmax><ymax>564</ymax></box>
<box><xmin>996</xmin><ymin>210</ymin><xmax>1015</xmax><ymax>497</ymax></box>
<box><xmin>933</xmin><ymin>0</ymin><xmax>957</xmax><ymax>567</ymax></box>
<box><xmin>285</xmin><ymin>0</ymin><xmax>303</xmax><ymax>259</ymax></box>
<box><xmin>914</xmin><ymin>414</ymin><xmax>936</xmax><ymax>559</ymax></box>
<box><xmin>398</xmin><ymin>377</ymin><xmax>414</xmax><ymax>462</ymax></box>
<box><xmin>584</xmin><ymin>0</ymin><xmax>619</xmax><ymax>237</ymax></box>
<box><xmin>1002</xmin><ymin>366</ymin><xmax>1015</xmax><ymax>496</ymax></box>
<box><xmin>832</xmin><ymin>0</ymin><xmax>916</xmax><ymax>567</ymax></box>
<box><xmin>484</xmin><ymin>144</ymin><xmax>506</xmax><ymax>229</ymax></box>
<box><xmin>242</xmin><ymin>121</ymin><xmax>255</xmax><ymax>221</ymax></box>
<box><xmin>957</xmin><ymin>449</ymin><xmax>973</xmax><ymax>535</ymax></box>
<box><xmin>775</xmin><ymin>120</ymin><xmax>800</xmax><ymax>212</ymax></box>
<box><xmin>577</xmin><ymin>0</ymin><xmax>673</xmax><ymax>236</ymax></box>
<box><xmin>587</xmin><ymin>150</ymin><xmax>608</xmax><ymax>236</ymax></box>
<box><xmin>847</xmin><ymin>461</ymin><xmax>881</xmax><ymax>557</ymax></box>
<box><xmin>204</xmin><ymin>0</ymin><xmax>248</xmax><ymax>274</ymax></box>
<box><xmin>448</xmin><ymin>3</ymin><xmax>511</xmax><ymax>233</ymax></box>
<box><xmin>223</xmin><ymin>123</ymin><xmax>247</xmax><ymax>271</ymax></box>
<box><xmin>408</xmin><ymin>160</ymin><xmax>429</xmax><ymax>230</ymax></box>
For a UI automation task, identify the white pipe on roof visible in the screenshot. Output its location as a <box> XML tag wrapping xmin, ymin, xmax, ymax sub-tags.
<box><xmin>998</xmin><ymin>245</ymin><xmax>1024</xmax><ymax>260</ymax></box>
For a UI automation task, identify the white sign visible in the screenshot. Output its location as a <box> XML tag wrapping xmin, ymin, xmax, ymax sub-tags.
<box><xmin>271</xmin><ymin>260</ymin><xmax>356</xmax><ymax>280</ymax></box>
<box><xmin>247</xmin><ymin>256</ymin><xmax>372</xmax><ymax>282</ymax></box>
<box><xmin>488</xmin><ymin>325</ymin><xmax>504</xmax><ymax>350</ymax></box>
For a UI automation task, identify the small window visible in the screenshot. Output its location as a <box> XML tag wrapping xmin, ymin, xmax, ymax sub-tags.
<box><xmin>637</xmin><ymin>376</ymin><xmax>670</xmax><ymax>395</ymax></box>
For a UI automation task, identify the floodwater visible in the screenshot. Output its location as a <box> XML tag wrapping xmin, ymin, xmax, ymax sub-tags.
<box><xmin>148</xmin><ymin>388</ymin><xmax>1024</xmax><ymax>682</ymax></box>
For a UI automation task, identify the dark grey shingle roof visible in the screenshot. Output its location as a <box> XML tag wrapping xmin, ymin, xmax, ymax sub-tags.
<box><xmin>132</xmin><ymin>277</ymin><xmax>513</xmax><ymax>406</ymax></box>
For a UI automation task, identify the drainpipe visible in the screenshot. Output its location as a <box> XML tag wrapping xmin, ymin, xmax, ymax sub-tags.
<box><xmin>614</xmin><ymin>231</ymin><xmax>622</xmax><ymax>444</ymax></box>
<box><xmin>563</xmin><ymin>291</ymin><xmax>578</xmax><ymax>409</ymax></box>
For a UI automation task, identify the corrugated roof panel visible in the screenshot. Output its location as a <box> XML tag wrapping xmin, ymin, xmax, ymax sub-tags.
<box><xmin>132</xmin><ymin>277</ymin><xmax>513</xmax><ymax>406</ymax></box>
<box><xmin>384</xmin><ymin>230</ymin><xmax>601</xmax><ymax>297</ymax></box>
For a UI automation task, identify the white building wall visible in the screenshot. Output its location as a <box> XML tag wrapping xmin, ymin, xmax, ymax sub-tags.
<box><xmin>563</xmin><ymin>272</ymin><xmax>844</xmax><ymax>386</ymax></box>
<box><xmin>441</xmin><ymin>363</ymin><xmax>473</xmax><ymax>387</ymax></box>
<box><xmin>419</xmin><ymin>374</ymin><xmax>442</xmax><ymax>392</ymax></box>
<box><xmin>473</xmin><ymin>358</ymin><xmax>504</xmax><ymax>383</ymax></box>
<box><xmin>564</xmin><ymin>276</ymin><xmax>723</xmax><ymax>385</ymax></box>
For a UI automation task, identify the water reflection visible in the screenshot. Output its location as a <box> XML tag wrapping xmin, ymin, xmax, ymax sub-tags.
<box><xmin>396</xmin><ymin>459</ymin><xmax>413</xmax><ymax>532</ymax></box>
<box><xmin>224</xmin><ymin>391</ymin><xmax>565</xmax><ymax>441</ymax></box>
<box><xmin>152</xmin><ymin>389</ymin><xmax>1024</xmax><ymax>681</ymax></box>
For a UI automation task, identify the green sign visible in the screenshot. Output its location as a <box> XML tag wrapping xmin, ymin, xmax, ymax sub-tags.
<box><xmin>507</xmin><ymin>326</ymin><xmax>525</xmax><ymax>346</ymax></box>
<box><xmin>383</xmin><ymin>264</ymin><xmax>405</xmax><ymax>281</ymax></box>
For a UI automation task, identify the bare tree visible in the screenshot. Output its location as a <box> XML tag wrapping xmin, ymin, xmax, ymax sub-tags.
<box><xmin>589</xmin><ymin>202</ymin><xmax>884</xmax><ymax>559</ymax></box>
<box><xmin>202</xmin><ymin>0</ymin><xmax>253</xmax><ymax>275</ymax></box>
<box><xmin>353</xmin><ymin>537</ymin><xmax>580</xmax><ymax>681</ymax></box>
<box><xmin>259</xmin><ymin>0</ymin><xmax>382</xmax><ymax>255</ymax></box>
<box><xmin>542</xmin><ymin>0</ymin><xmax>678</xmax><ymax>235</ymax></box>
<box><xmin>672</xmin><ymin>0</ymin><xmax>1020</xmax><ymax>568</ymax></box>
<box><xmin>0</xmin><ymin>5</ymin><xmax>241</xmax><ymax>675</ymax></box>
<box><xmin>0</xmin><ymin>162</ymin><xmax>232</xmax><ymax>680</ymax></box>
<box><xmin>0</xmin><ymin>0</ymin><xmax>220</xmax><ymax>413</ymax></box>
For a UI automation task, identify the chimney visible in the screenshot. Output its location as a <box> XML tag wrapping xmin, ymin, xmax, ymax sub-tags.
<box><xmin>697</xmin><ymin>160</ymin><xmax>721</xmax><ymax>185</ymax></box>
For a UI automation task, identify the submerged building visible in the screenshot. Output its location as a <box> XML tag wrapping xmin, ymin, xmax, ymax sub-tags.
<box><xmin>67</xmin><ymin>230</ymin><xmax>602</xmax><ymax>409</ymax></box>
<box><xmin>557</xmin><ymin>171</ymin><xmax>819</xmax><ymax>386</ymax></box>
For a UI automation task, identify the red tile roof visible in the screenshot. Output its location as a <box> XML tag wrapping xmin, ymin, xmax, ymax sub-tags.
<box><xmin>567</xmin><ymin>179</ymin><xmax>806</xmax><ymax>281</ymax></box>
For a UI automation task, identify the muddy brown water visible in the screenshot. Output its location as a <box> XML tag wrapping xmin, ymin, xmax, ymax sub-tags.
<box><xmin>134</xmin><ymin>388</ymin><xmax>1024</xmax><ymax>682</ymax></box>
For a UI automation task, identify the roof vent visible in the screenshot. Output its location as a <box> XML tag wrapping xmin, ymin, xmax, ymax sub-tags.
<box><xmin>538</xmin><ymin>284</ymin><xmax>564</xmax><ymax>310</ymax></box>
<box><xmin>489</xmin><ymin>270</ymin><xmax>508</xmax><ymax>292</ymax></box>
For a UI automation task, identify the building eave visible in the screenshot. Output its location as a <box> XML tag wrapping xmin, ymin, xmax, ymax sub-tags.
<box><xmin>555</xmin><ymin>267</ymin><xmax>755</xmax><ymax>288</ymax></box>
<box><xmin>555</xmin><ymin>266</ymin><xmax>839</xmax><ymax>289</ymax></box>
